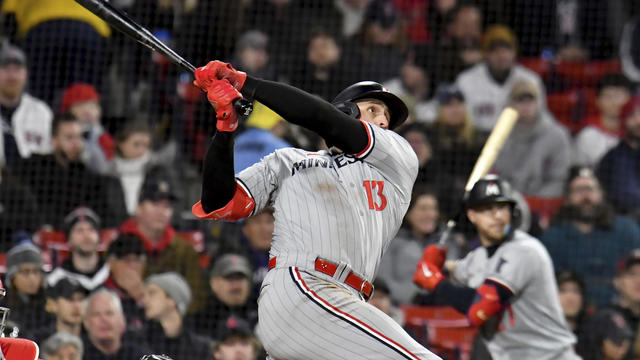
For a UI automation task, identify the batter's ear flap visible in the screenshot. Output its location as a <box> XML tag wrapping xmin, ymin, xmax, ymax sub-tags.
<box><xmin>334</xmin><ymin>101</ymin><xmax>361</xmax><ymax>119</ymax></box>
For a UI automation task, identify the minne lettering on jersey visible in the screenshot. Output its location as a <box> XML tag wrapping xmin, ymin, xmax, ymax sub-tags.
<box><xmin>291</xmin><ymin>153</ymin><xmax>362</xmax><ymax>176</ymax></box>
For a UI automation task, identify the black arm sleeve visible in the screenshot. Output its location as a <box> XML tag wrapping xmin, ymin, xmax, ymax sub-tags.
<box><xmin>200</xmin><ymin>132</ymin><xmax>236</xmax><ymax>213</ymax></box>
<box><xmin>432</xmin><ymin>279</ymin><xmax>477</xmax><ymax>315</ymax></box>
<box><xmin>242</xmin><ymin>77</ymin><xmax>369</xmax><ymax>154</ymax></box>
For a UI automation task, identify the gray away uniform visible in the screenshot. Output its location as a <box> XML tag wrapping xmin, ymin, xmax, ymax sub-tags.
<box><xmin>454</xmin><ymin>230</ymin><xmax>580</xmax><ymax>360</ymax></box>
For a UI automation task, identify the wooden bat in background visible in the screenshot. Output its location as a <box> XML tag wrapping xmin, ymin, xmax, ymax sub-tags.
<box><xmin>438</xmin><ymin>107</ymin><xmax>519</xmax><ymax>246</ymax></box>
<box><xmin>74</xmin><ymin>0</ymin><xmax>253</xmax><ymax>116</ymax></box>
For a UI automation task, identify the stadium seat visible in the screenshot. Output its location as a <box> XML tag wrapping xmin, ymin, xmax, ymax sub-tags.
<box><xmin>402</xmin><ymin>305</ymin><xmax>476</xmax><ymax>359</ymax></box>
<box><xmin>519</xmin><ymin>57</ymin><xmax>551</xmax><ymax>79</ymax></box>
<box><xmin>555</xmin><ymin>60</ymin><xmax>622</xmax><ymax>87</ymax></box>
<box><xmin>525</xmin><ymin>196</ymin><xmax>565</xmax><ymax>229</ymax></box>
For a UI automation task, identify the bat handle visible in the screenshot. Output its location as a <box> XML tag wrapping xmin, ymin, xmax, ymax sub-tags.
<box><xmin>437</xmin><ymin>219</ymin><xmax>456</xmax><ymax>247</ymax></box>
<box><xmin>180</xmin><ymin>61</ymin><xmax>253</xmax><ymax>117</ymax></box>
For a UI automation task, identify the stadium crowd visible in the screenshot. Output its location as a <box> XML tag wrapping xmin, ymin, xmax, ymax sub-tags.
<box><xmin>0</xmin><ymin>0</ymin><xmax>640</xmax><ymax>359</ymax></box>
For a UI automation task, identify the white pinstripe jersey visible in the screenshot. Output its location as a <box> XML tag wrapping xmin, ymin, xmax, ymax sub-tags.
<box><xmin>236</xmin><ymin>121</ymin><xmax>418</xmax><ymax>281</ymax></box>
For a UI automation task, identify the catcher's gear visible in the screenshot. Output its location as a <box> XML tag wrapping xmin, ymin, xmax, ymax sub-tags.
<box><xmin>140</xmin><ymin>355</ymin><xmax>174</xmax><ymax>360</ymax></box>
<box><xmin>331</xmin><ymin>81</ymin><xmax>409</xmax><ymax>130</ymax></box>
<box><xmin>194</xmin><ymin>60</ymin><xmax>247</xmax><ymax>91</ymax></box>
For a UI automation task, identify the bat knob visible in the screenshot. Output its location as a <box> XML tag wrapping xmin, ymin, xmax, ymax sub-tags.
<box><xmin>233</xmin><ymin>98</ymin><xmax>253</xmax><ymax>117</ymax></box>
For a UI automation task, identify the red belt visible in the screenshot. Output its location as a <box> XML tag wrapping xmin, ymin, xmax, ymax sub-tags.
<box><xmin>268</xmin><ymin>256</ymin><xmax>374</xmax><ymax>300</ymax></box>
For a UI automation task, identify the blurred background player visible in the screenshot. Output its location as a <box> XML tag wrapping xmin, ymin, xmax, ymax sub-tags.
<box><xmin>414</xmin><ymin>175</ymin><xmax>578</xmax><ymax>359</ymax></box>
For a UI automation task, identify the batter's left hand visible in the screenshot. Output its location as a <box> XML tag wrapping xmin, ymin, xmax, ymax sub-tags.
<box><xmin>205</xmin><ymin>79</ymin><xmax>242</xmax><ymax>132</ymax></box>
<box><xmin>194</xmin><ymin>60</ymin><xmax>247</xmax><ymax>91</ymax></box>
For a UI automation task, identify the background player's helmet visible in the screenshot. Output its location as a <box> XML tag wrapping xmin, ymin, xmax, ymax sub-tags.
<box><xmin>464</xmin><ymin>174</ymin><xmax>521</xmax><ymax>236</ymax></box>
<box><xmin>464</xmin><ymin>174</ymin><xmax>517</xmax><ymax>209</ymax></box>
<box><xmin>332</xmin><ymin>81</ymin><xmax>409</xmax><ymax>129</ymax></box>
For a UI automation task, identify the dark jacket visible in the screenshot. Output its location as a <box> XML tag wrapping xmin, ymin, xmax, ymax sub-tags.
<box><xmin>186</xmin><ymin>293</ymin><xmax>258</xmax><ymax>341</ymax></box>
<box><xmin>142</xmin><ymin>320</ymin><xmax>211</xmax><ymax>360</ymax></box>
<box><xmin>597</xmin><ymin>141</ymin><xmax>640</xmax><ymax>215</ymax></box>
<box><xmin>82</xmin><ymin>333</ymin><xmax>150</xmax><ymax>360</ymax></box>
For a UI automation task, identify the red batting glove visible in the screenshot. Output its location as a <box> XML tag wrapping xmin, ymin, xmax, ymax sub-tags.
<box><xmin>193</xmin><ymin>60</ymin><xmax>247</xmax><ymax>91</ymax></box>
<box><xmin>422</xmin><ymin>245</ymin><xmax>447</xmax><ymax>269</ymax></box>
<box><xmin>206</xmin><ymin>79</ymin><xmax>242</xmax><ymax>132</ymax></box>
<box><xmin>413</xmin><ymin>259</ymin><xmax>445</xmax><ymax>291</ymax></box>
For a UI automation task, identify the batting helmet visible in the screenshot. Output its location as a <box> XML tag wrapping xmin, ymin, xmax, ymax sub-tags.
<box><xmin>464</xmin><ymin>175</ymin><xmax>517</xmax><ymax>210</ymax></box>
<box><xmin>332</xmin><ymin>81</ymin><xmax>409</xmax><ymax>129</ymax></box>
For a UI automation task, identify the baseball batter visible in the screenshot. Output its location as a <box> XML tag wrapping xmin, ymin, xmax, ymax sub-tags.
<box><xmin>413</xmin><ymin>175</ymin><xmax>580</xmax><ymax>360</ymax></box>
<box><xmin>190</xmin><ymin>60</ymin><xmax>440</xmax><ymax>360</ymax></box>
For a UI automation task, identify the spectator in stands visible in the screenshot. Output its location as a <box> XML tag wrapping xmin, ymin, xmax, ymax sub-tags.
<box><xmin>455</xmin><ymin>25</ymin><xmax>546</xmax><ymax>131</ymax></box>
<box><xmin>32</xmin><ymin>277</ymin><xmax>87</xmax><ymax>343</ymax></box>
<box><xmin>368</xmin><ymin>278</ymin><xmax>404</xmax><ymax>326</ymax></box>
<box><xmin>234</xmin><ymin>102</ymin><xmax>290</xmax><ymax>173</ymax></box>
<box><xmin>16</xmin><ymin>112</ymin><xmax>108</xmax><ymax>227</ymax></box>
<box><xmin>141</xmin><ymin>272</ymin><xmax>211</xmax><ymax>359</ymax></box>
<box><xmin>541</xmin><ymin>166</ymin><xmax>640</xmax><ymax>306</ymax></box>
<box><xmin>428</xmin><ymin>84</ymin><xmax>487</xmax><ymax>217</ymax></box>
<box><xmin>237</xmin><ymin>208</ymin><xmax>274</xmax><ymax>300</ymax></box>
<box><xmin>573</xmin><ymin>73</ymin><xmax>633</xmax><ymax>167</ymax></box>
<box><xmin>1</xmin><ymin>0</ymin><xmax>110</xmax><ymax>105</ymax></box>
<box><xmin>119</xmin><ymin>172</ymin><xmax>206</xmax><ymax>312</ymax></box>
<box><xmin>2</xmin><ymin>238</ymin><xmax>53</xmax><ymax>335</ymax></box>
<box><xmin>104</xmin><ymin>234</ymin><xmax>147</xmax><ymax>330</ymax></box>
<box><xmin>0</xmin><ymin>43</ymin><xmax>52</xmax><ymax>170</ymax></box>
<box><xmin>398</xmin><ymin>123</ymin><xmax>438</xmax><ymax>188</ymax></box>
<box><xmin>58</xmin><ymin>83</ymin><xmax>114</xmax><ymax>175</ymax></box>
<box><xmin>231</xmin><ymin>30</ymin><xmax>277</xmax><ymax>81</ymax></box>
<box><xmin>211</xmin><ymin>317</ymin><xmax>260</xmax><ymax>360</ymax></box>
<box><xmin>82</xmin><ymin>289</ymin><xmax>150</xmax><ymax>360</ymax></box>
<box><xmin>41</xmin><ymin>331</ymin><xmax>84</xmax><ymax>360</ymax></box>
<box><xmin>349</xmin><ymin>0</ymin><xmax>404</xmax><ymax>83</ymax></box>
<box><xmin>574</xmin><ymin>251</ymin><xmax>637</xmax><ymax>360</ymax></box>
<box><xmin>430</xmin><ymin>3</ymin><xmax>484</xmax><ymax>85</ymax></box>
<box><xmin>621</xmin><ymin>15</ymin><xmax>640</xmax><ymax>83</ymax></box>
<box><xmin>104</xmin><ymin>121</ymin><xmax>175</xmax><ymax>226</ymax></box>
<box><xmin>425</xmin><ymin>0</ymin><xmax>458</xmax><ymax>44</ymax></box>
<box><xmin>378</xmin><ymin>185</ymin><xmax>460</xmax><ymax>304</ymax></box>
<box><xmin>383</xmin><ymin>45</ymin><xmax>437</xmax><ymax>123</ymax></box>
<box><xmin>333</xmin><ymin>0</ymin><xmax>373</xmax><ymax>38</ymax></box>
<box><xmin>556</xmin><ymin>270</ymin><xmax>590</xmax><ymax>341</ymax></box>
<box><xmin>597</xmin><ymin>97</ymin><xmax>640</xmax><ymax>216</ymax></box>
<box><xmin>187</xmin><ymin>254</ymin><xmax>258</xmax><ymax>340</ymax></box>
<box><xmin>0</xmin><ymin>167</ymin><xmax>41</xmax><ymax>251</ymax></box>
<box><xmin>47</xmin><ymin>207</ymin><xmax>108</xmax><ymax>292</ymax></box>
<box><xmin>290</xmin><ymin>28</ymin><xmax>352</xmax><ymax>101</ymax></box>
<box><xmin>494</xmin><ymin>78</ymin><xmax>571</xmax><ymax>198</ymax></box>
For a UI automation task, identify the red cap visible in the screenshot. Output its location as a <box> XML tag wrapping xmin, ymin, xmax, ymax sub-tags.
<box><xmin>621</xmin><ymin>96</ymin><xmax>640</xmax><ymax>123</ymax></box>
<box><xmin>59</xmin><ymin>83</ymin><xmax>100</xmax><ymax>113</ymax></box>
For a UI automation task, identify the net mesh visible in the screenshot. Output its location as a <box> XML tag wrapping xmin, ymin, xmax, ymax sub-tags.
<box><xmin>0</xmin><ymin>0</ymin><xmax>639</xmax><ymax>359</ymax></box>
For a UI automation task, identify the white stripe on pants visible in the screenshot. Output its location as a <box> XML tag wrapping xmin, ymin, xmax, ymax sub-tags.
<box><xmin>256</xmin><ymin>267</ymin><xmax>441</xmax><ymax>360</ymax></box>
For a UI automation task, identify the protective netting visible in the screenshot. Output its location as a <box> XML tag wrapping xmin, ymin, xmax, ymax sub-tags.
<box><xmin>0</xmin><ymin>0</ymin><xmax>639</xmax><ymax>359</ymax></box>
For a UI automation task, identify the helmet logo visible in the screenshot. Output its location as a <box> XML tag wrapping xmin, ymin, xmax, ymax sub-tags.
<box><xmin>485</xmin><ymin>183</ymin><xmax>501</xmax><ymax>196</ymax></box>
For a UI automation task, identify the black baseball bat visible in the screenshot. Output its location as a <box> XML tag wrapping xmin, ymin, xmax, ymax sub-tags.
<box><xmin>74</xmin><ymin>0</ymin><xmax>252</xmax><ymax>116</ymax></box>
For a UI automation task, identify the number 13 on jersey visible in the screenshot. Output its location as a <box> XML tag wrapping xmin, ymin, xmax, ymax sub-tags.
<box><xmin>363</xmin><ymin>180</ymin><xmax>387</xmax><ymax>211</ymax></box>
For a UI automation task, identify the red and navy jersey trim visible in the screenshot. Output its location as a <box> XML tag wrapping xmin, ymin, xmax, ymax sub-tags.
<box><xmin>289</xmin><ymin>267</ymin><xmax>422</xmax><ymax>360</ymax></box>
<box><xmin>353</xmin><ymin>121</ymin><xmax>376</xmax><ymax>160</ymax></box>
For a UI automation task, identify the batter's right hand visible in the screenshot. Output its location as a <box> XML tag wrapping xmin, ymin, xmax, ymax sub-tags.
<box><xmin>194</xmin><ymin>60</ymin><xmax>247</xmax><ymax>91</ymax></box>
<box><xmin>422</xmin><ymin>245</ymin><xmax>447</xmax><ymax>269</ymax></box>
<box><xmin>205</xmin><ymin>79</ymin><xmax>242</xmax><ymax>132</ymax></box>
<box><xmin>413</xmin><ymin>260</ymin><xmax>444</xmax><ymax>291</ymax></box>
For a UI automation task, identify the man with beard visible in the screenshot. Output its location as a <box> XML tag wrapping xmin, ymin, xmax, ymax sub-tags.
<box><xmin>597</xmin><ymin>97</ymin><xmax>640</xmax><ymax>215</ymax></box>
<box><xmin>0</xmin><ymin>43</ymin><xmax>52</xmax><ymax>170</ymax></box>
<box><xmin>541</xmin><ymin>166</ymin><xmax>640</xmax><ymax>307</ymax></box>
<box><xmin>48</xmin><ymin>207</ymin><xmax>109</xmax><ymax>292</ymax></box>
<box><xmin>15</xmin><ymin>113</ymin><xmax>108</xmax><ymax>226</ymax></box>
<box><xmin>455</xmin><ymin>25</ymin><xmax>546</xmax><ymax>131</ymax></box>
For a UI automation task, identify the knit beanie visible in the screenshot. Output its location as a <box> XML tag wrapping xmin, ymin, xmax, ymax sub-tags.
<box><xmin>145</xmin><ymin>272</ymin><xmax>192</xmax><ymax>316</ymax></box>
<box><xmin>6</xmin><ymin>241</ymin><xmax>43</xmax><ymax>283</ymax></box>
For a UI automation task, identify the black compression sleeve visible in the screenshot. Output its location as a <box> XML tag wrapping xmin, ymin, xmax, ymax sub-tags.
<box><xmin>432</xmin><ymin>279</ymin><xmax>477</xmax><ymax>315</ymax></box>
<box><xmin>242</xmin><ymin>77</ymin><xmax>369</xmax><ymax>154</ymax></box>
<box><xmin>200</xmin><ymin>131</ymin><xmax>235</xmax><ymax>213</ymax></box>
